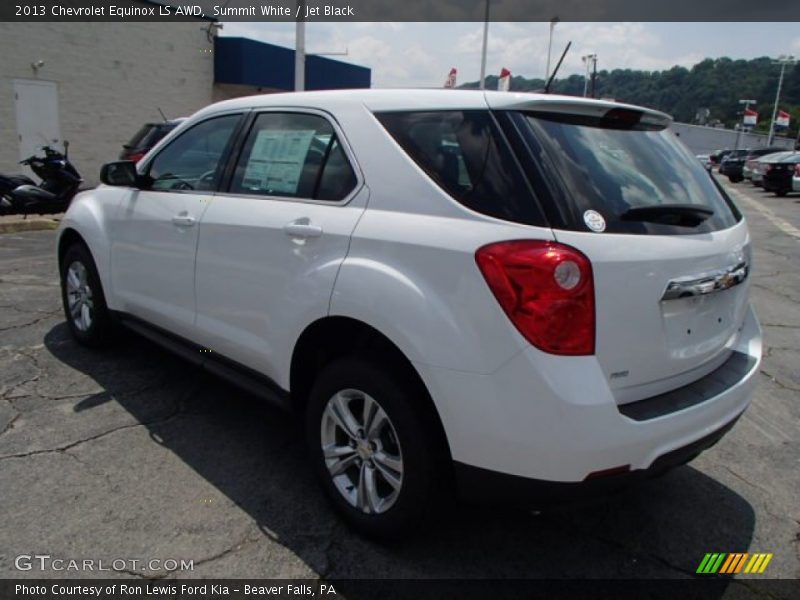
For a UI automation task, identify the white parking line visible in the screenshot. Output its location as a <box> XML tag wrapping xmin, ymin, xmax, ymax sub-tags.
<box><xmin>724</xmin><ymin>185</ymin><xmax>800</xmax><ymax>240</ymax></box>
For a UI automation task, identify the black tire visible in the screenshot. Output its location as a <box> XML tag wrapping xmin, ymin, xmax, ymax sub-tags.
<box><xmin>305</xmin><ymin>356</ymin><xmax>446</xmax><ymax>539</ymax></box>
<box><xmin>775</xmin><ymin>189</ymin><xmax>788</xmax><ymax>197</ymax></box>
<box><xmin>729</xmin><ymin>175</ymin><xmax>742</xmax><ymax>183</ymax></box>
<box><xmin>60</xmin><ymin>243</ymin><xmax>115</xmax><ymax>347</ymax></box>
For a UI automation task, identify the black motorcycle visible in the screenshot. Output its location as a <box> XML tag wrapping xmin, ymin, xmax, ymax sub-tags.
<box><xmin>0</xmin><ymin>142</ymin><xmax>82</xmax><ymax>215</ymax></box>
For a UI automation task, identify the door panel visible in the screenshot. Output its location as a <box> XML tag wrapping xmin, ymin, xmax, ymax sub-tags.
<box><xmin>110</xmin><ymin>190</ymin><xmax>210</xmax><ymax>337</ymax></box>
<box><xmin>194</xmin><ymin>188</ymin><xmax>368</xmax><ymax>383</ymax></box>
<box><xmin>193</xmin><ymin>111</ymin><xmax>366</xmax><ymax>385</ymax></box>
<box><xmin>109</xmin><ymin>114</ymin><xmax>242</xmax><ymax>338</ymax></box>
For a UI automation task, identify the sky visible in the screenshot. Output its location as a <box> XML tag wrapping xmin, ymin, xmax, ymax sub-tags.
<box><xmin>222</xmin><ymin>22</ymin><xmax>800</xmax><ymax>88</ymax></box>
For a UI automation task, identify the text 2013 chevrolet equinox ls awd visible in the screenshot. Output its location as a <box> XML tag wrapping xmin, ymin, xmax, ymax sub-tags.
<box><xmin>57</xmin><ymin>90</ymin><xmax>761</xmax><ymax>537</ymax></box>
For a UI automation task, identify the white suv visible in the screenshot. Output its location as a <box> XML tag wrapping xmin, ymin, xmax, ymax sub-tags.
<box><xmin>57</xmin><ymin>90</ymin><xmax>761</xmax><ymax>537</ymax></box>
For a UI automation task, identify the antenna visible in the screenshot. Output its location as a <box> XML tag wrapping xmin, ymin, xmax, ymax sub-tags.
<box><xmin>157</xmin><ymin>107</ymin><xmax>168</xmax><ymax>122</ymax></box>
<box><xmin>544</xmin><ymin>41</ymin><xmax>571</xmax><ymax>94</ymax></box>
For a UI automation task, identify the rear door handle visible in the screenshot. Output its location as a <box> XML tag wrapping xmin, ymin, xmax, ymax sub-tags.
<box><xmin>283</xmin><ymin>219</ymin><xmax>323</xmax><ymax>238</ymax></box>
<box><xmin>171</xmin><ymin>214</ymin><xmax>196</xmax><ymax>228</ymax></box>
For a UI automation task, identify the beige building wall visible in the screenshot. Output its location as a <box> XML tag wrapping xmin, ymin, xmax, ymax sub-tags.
<box><xmin>0</xmin><ymin>21</ymin><xmax>215</xmax><ymax>185</ymax></box>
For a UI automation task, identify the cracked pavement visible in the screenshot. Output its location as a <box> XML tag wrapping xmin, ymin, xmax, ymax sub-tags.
<box><xmin>0</xmin><ymin>177</ymin><xmax>798</xmax><ymax>588</ymax></box>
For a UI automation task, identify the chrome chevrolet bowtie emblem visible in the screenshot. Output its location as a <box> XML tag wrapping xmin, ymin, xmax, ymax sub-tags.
<box><xmin>661</xmin><ymin>262</ymin><xmax>749</xmax><ymax>301</ymax></box>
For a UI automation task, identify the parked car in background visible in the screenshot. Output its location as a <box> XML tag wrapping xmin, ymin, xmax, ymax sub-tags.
<box><xmin>723</xmin><ymin>147</ymin><xmax>785</xmax><ymax>183</ymax></box>
<box><xmin>696</xmin><ymin>154</ymin><xmax>712</xmax><ymax>171</ymax></box>
<box><xmin>718</xmin><ymin>149</ymin><xmax>750</xmax><ymax>180</ymax></box>
<box><xmin>710</xmin><ymin>149</ymin><xmax>732</xmax><ymax>168</ymax></box>
<box><xmin>750</xmin><ymin>152</ymin><xmax>795</xmax><ymax>187</ymax></box>
<box><xmin>57</xmin><ymin>90</ymin><xmax>761</xmax><ymax>537</ymax></box>
<box><xmin>120</xmin><ymin>118</ymin><xmax>186</xmax><ymax>163</ymax></box>
<box><xmin>762</xmin><ymin>152</ymin><xmax>800</xmax><ymax>196</ymax></box>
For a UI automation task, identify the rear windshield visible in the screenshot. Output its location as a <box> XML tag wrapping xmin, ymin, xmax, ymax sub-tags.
<box><xmin>516</xmin><ymin>111</ymin><xmax>741</xmax><ymax>235</ymax></box>
<box><xmin>125</xmin><ymin>123</ymin><xmax>178</xmax><ymax>150</ymax></box>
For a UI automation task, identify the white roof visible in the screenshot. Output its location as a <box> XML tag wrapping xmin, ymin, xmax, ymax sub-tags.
<box><xmin>200</xmin><ymin>88</ymin><xmax>672</xmax><ymax>126</ymax></box>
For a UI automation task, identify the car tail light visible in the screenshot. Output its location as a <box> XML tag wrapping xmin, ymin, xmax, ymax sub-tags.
<box><xmin>127</xmin><ymin>150</ymin><xmax>147</xmax><ymax>164</ymax></box>
<box><xmin>475</xmin><ymin>240</ymin><xmax>595</xmax><ymax>355</ymax></box>
<box><xmin>795</xmin><ymin>164</ymin><xmax>800</xmax><ymax>177</ymax></box>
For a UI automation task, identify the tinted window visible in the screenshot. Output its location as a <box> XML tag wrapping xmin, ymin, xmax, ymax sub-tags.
<box><xmin>230</xmin><ymin>112</ymin><xmax>357</xmax><ymax>201</ymax></box>
<box><xmin>517</xmin><ymin>111</ymin><xmax>740</xmax><ymax>235</ymax></box>
<box><xmin>147</xmin><ymin>115</ymin><xmax>240</xmax><ymax>192</ymax></box>
<box><xmin>376</xmin><ymin>111</ymin><xmax>544</xmax><ymax>226</ymax></box>
<box><xmin>125</xmin><ymin>123</ymin><xmax>180</xmax><ymax>151</ymax></box>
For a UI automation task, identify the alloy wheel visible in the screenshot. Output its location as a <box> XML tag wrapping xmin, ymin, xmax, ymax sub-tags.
<box><xmin>65</xmin><ymin>261</ymin><xmax>94</xmax><ymax>332</ymax></box>
<box><xmin>320</xmin><ymin>389</ymin><xmax>404</xmax><ymax>514</ymax></box>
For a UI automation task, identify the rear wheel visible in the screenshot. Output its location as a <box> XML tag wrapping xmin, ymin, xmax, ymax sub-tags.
<box><xmin>60</xmin><ymin>244</ymin><xmax>115</xmax><ymax>346</ymax></box>
<box><xmin>775</xmin><ymin>189</ymin><xmax>788</xmax><ymax>197</ymax></box>
<box><xmin>306</xmin><ymin>357</ymin><xmax>444</xmax><ymax>538</ymax></box>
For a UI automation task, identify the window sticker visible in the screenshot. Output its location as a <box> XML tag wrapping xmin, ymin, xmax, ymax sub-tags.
<box><xmin>241</xmin><ymin>129</ymin><xmax>316</xmax><ymax>195</ymax></box>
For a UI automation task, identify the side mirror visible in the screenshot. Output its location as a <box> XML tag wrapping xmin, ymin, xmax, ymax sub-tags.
<box><xmin>100</xmin><ymin>161</ymin><xmax>140</xmax><ymax>187</ymax></box>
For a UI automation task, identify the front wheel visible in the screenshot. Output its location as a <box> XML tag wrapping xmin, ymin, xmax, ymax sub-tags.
<box><xmin>306</xmin><ymin>357</ymin><xmax>445</xmax><ymax>538</ymax></box>
<box><xmin>60</xmin><ymin>243</ymin><xmax>115</xmax><ymax>346</ymax></box>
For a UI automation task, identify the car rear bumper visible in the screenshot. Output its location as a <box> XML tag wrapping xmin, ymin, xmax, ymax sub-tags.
<box><xmin>416</xmin><ymin>304</ymin><xmax>761</xmax><ymax>489</ymax></box>
<box><xmin>454</xmin><ymin>412</ymin><xmax>741</xmax><ymax>504</ymax></box>
<box><xmin>763</xmin><ymin>176</ymin><xmax>791</xmax><ymax>192</ymax></box>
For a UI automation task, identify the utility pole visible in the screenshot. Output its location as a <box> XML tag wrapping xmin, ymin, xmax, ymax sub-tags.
<box><xmin>735</xmin><ymin>99</ymin><xmax>757</xmax><ymax>151</ymax></box>
<box><xmin>582</xmin><ymin>53</ymin><xmax>596</xmax><ymax>97</ymax></box>
<box><xmin>478</xmin><ymin>0</ymin><xmax>490</xmax><ymax>90</ymax></box>
<box><xmin>545</xmin><ymin>17</ymin><xmax>559</xmax><ymax>81</ymax></box>
<box><xmin>294</xmin><ymin>0</ymin><xmax>306</xmax><ymax>91</ymax></box>
<box><xmin>767</xmin><ymin>55</ymin><xmax>796</xmax><ymax>145</ymax></box>
<box><xmin>590</xmin><ymin>54</ymin><xmax>598</xmax><ymax>98</ymax></box>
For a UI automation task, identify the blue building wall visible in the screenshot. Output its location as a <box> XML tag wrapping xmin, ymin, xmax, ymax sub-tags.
<box><xmin>214</xmin><ymin>37</ymin><xmax>371</xmax><ymax>91</ymax></box>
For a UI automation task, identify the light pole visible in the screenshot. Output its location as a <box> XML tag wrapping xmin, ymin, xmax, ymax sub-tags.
<box><xmin>582</xmin><ymin>53</ymin><xmax>596</xmax><ymax>97</ymax></box>
<box><xmin>478</xmin><ymin>0</ymin><xmax>490</xmax><ymax>90</ymax></box>
<box><xmin>545</xmin><ymin>17</ymin><xmax>559</xmax><ymax>81</ymax></box>
<box><xmin>294</xmin><ymin>0</ymin><xmax>306</xmax><ymax>91</ymax></box>
<box><xmin>767</xmin><ymin>55</ymin><xmax>796</xmax><ymax>146</ymax></box>
<box><xmin>734</xmin><ymin>99</ymin><xmax>757</xmax><ymax>151</ymax></box>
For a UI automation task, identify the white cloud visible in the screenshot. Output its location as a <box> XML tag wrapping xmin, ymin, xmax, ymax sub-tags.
<box><xmin>221</xmin><ymin>22</ymin><xmax>799</xmax><ymax>89</ymax></box>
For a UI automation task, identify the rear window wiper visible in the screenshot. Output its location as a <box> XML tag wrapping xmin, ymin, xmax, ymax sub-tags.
<box><xmin>620</xmin><ymin>204</ymin><xmax>714</xmax><ymax>227</ymax></box>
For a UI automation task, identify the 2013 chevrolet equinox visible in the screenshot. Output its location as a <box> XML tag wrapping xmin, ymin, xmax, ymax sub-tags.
<box><xmin>57</xmin><ymin>90</ymin><xmax>762</xmax><ymax>537</ymax></box>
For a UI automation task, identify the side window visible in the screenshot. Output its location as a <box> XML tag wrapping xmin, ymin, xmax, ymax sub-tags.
<box><xmin>376</xmin><ymin>110</ymin><xmax>543</xmax><ymax>226</ymax></box>
<box><xmin>147</xmin><ymin>114</ymin><xmax>240</xmax><ymax>192</ymax></box>
<box><xmin>230</xmin><ymin>112</ymin><xmax>357</xmax><ymax>201</ymax></box>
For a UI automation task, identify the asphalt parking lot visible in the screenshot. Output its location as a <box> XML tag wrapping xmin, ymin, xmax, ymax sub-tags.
<box><xmin>0</xmin><ymin>177</ymin><xmax>798</xmax><ymax>586</ymax></box>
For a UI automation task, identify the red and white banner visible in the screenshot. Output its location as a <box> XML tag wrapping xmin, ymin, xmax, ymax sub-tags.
<box><xmin>776</xmin><ymin>110</ymin><xmax>791</xmax><ymax>128</ymax></box>
<box><xmin>498</xmin><ymin>67</ymin><xmax>511</xmax><ymax>92</ymax></box>
<box><xmin>444</xmin><ymin>68</ymin><xmax>457</xmax><ymax>88</ymax></box>
<box><xmin>743</xmin><ymin>108</ymin><xmax>758</xmax><ymax>126</ymax></box>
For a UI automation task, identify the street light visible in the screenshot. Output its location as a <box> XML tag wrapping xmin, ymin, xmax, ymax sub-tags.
<box><xmin>582</xmin><ymin>53</ymin><xmax>596</xmax><ymax>97</ymax></box>
<box><xmin>478</xmin><ymin>0</ymin><xmax>490</xmax><ymax>90</ymax></box>
<box><xmin>545</xmin><ymin>17</ymin><xmax>559</xmax><ymax>81</ymax></box>
<box><xmin>767</xmin><ymin>55</ymin><xmax>797</xmax><ymax>146</ymax></box>
<box><xmin>295</xmin><ymin>0</ymin><xmax>305</xmax><ymax>91</ymax></box>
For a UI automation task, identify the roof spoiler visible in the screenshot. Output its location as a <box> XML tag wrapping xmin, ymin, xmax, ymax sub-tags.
<box><xmin>484</xmin><ymin>95</ymin><xmax>673</xmax><ymax>130</ymax></box>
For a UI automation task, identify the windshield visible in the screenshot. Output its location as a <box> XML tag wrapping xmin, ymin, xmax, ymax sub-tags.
<box><xmin>516</xmin><ymin>111</ymin><xmax>741</xmax><ymax>235</ymax></box>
